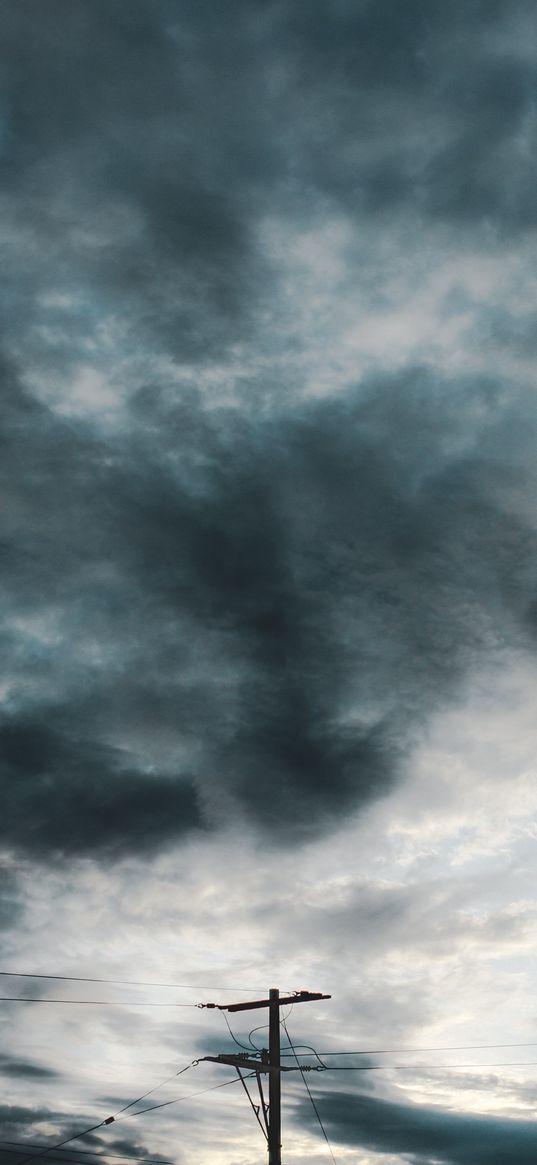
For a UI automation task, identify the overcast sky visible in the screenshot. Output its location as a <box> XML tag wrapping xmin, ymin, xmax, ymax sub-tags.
<box><xmin>2</xmin><ymin>2</ymin><xmax>537</xmax><ymax>1164</ymax></box>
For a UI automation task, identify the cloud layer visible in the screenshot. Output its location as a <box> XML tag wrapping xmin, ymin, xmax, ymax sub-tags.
<box><xmin>2</xmin><ymin>365</ymin><xmax>537</xmax><ymax>858</ymax></box>
<box><xmin>308</xmin><ymin>1088</ymin><xmax>537</xmax><ymax>1164</ymax></box>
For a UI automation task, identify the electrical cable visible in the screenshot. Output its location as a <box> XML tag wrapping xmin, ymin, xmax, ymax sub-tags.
<box><xmin>248</xmin><ymin>1022</ymin><xmax>268</xmax><ymax>1050</ymax></box>
<box><xmin>0</xmin><ymin>998</ymin><xmax>196</xmax><ymax>1007</ymax></box>
<box><xmin>11</xmin><ymin>1122</ymin><xmax>110</xmax><ymax>1165</ymax></box>
<box><xmin>114</xmin><ymin>1073</ymin><xmax>254</xmax><ymax>1121</ymax></box>
<box><xmin>280</xmin><ymin>1041</ymin><xmax>537</xmax><ymax>1057</ymax></box>
<box><xmin>281</xmin><ymin>1018</ymin><xmax>338</xmax><ymax>1165</ymax></box>
<box><xmin>10</xmin><ymin>1061</ymin><xmax>196</xmax><ymax>1165</ymax></box>
<box><xmin>103</xmin><ymin>1060</ymin><xmax>196</xmax><ymax>1117</ymax></box>
<box><xmin>282</xmin><ymin>1043</ymin><xmax>327</xmax><ymax>1069</ymax></box>
<box><xmin>0</xmin><ymin>972</ymin><xmax>291</xmax><ymax>992</ymax></box>
<box><xmin>0</xmin><ymin>1146</ymin><xmax>173</xmax><ymax>1164</ymax></box>
<box><xmin>277</xmin><ymin>1006</ymin><xmax>326</xmax><ymax>1069</ymax></box>
<box><xmin>247</xmin><ymin>1005</ymin><xmax>293</xmax><ymax>1051</ymax></box>
<box><xmin>222</xmin><ymin>1010</ymin><xmax>252</xmax><ymax>1052</ymax></box>
<box><xmin>322</xmin><ymin>1061</ymin><xmax>537</xmax><ymax>1071</ymax></box>
<box><xmin>0</xmin><ymin>1154</ymin><xmax>133</xmax><ymax>1165</ymax></box>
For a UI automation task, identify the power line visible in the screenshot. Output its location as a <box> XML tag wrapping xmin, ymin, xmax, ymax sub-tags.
<box><xmin>7</xmin><ymin>1073</ymin><xmax>248</xmax><ymax>1165</ymax></box>
<box><xmin>281</xmin><ymin>1018</ymin><xmax>337</xmax><ymax>1165</ymax></box>
<box><xmin>101</xmin><ymin>1060</ymin><xmax>196</xmax><ymax>1118</ymax></box>
<box><xmin>322</xmin><ymin>1061</ymin><xmax>537</xmax><ymax>1071</ymax></box>
<box><xmin>221</xmin><ymin>1010</ymin><xmax>252</xmax><ymax>1052</ymax></box>
<box><xmin>0</xmin><ymin>998</ymin><xmax>196</xmax><ymax>1007</ymax></box>
<box><xmin>11</xmin><ymin>1121</ymin><xmax>108</xmax><ymax>1165</ymax></box>
<box><xmin>114</xmin><ymin>1073</ymin><xmax>253</xmax><ymax>1121</ymax></box>
<box><xmin>280</xmin><ymin>1041</ymin><xmax>537</xmax><ymax>1057</ymax></box>
<box><xmin>0</xmin><ymin>1148</ymin><xmax>173</xmax><ymax>1165</ymax></box>
<box><xmin>0</xmin><ymin>972</ymin><xmax>288</xmax><ymax>992</ymax></box>
<box><xmin>8</xmin><ymin>1061</ymin><xmax>196</xmax><ymax>1165</ymax></box>
<box><xmin>247</xmin><ymin>1005</ymin><xmax>292</xmax><ymax>1051</ymax></box>
<box><xmin>0</xmin><ymin>1153</ymin><xmax>130</xmax><ymax>1165</ymax></box>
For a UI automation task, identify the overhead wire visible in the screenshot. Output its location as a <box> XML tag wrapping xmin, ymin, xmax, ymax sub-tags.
<box><xmin>0</xmin><ymin>1154</ymin><xmax>136</xmax><ymax>1165</ymax></box>
<box><xmin>247</xmin><ymin>1005</ymin><xmax>293</xmax><ymax>1051</ymax></box>
<box><xmin>9</xmin><ymin>1060</ymin><xmax>196</xmax><ymax>1165</ymax></box>
<box><xmin>280</xmin><ymin>1041</ymin><xmax>537</xmax><ymax>1056</ymax></box>
<box><xmin>113</xmin><ymin>1073</ymin><xmax>254</xmax><ymax>1121</ymax></box>
<box><xmin>0</xmin><ymin>1146</ymin><xmax>172</xmax><ymax>1165</ymax></box>
<box><xmin>248</xmin><ymin>1021</ymin><xmax>268</xmax><ymax>1050</ymax></box>
<box><xmin>281</xmin><ymin>1017</ymin><xmax>338</xmax><ymax>1165</ymax></box>
<box><xmin>221</xmin><ymin>1010</ymin><xmax>252</xmax><ymax>1052</ymax></box>
<box><xmin>322</xmin><ymin>1061</ymin><xmax>537</xmax><ymax>1071</ymax></box>
<box><xmin>0</xmin><ymin>1146</ymin><xmax>173</xmax><ymax>1164</ymax></box>
<box><xmin>0</xmin><ymin>972</ymin><xmax>290</xmax><ymax>992</ymax></box>
<box><xmin>12</xmin><ymin>1072</ymin><xmax>253</xmax><ymax>1165</ymax></box>
<box><xmin>277</xmin><ymin>1005</ymin><xmax>326</xmax><ymax>1069</ymax></box>
<box><xmin>0</xmin><ymin>998</ymin><xmax>196</xmax><ymax>1007</ymax></box>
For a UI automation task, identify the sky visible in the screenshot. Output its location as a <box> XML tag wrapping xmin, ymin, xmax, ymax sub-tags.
<box><xmin>2</xmin><ymin>1</ymin><xmax>537</xmax><ymax>1163</ymax></box>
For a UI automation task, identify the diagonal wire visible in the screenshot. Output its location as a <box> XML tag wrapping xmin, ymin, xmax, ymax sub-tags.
<box><xmin>114</xmin><ymin>1073</ymin><xmax>254</xmax><ymax>1120</ymax></box>
<box><xmin>10</xmin><ymin>1074</ymin><xmax>248</xmax><ymax>1165</ymax></box>
<box><xmin>11</xmin><ymin>1061</ymin><xmax>196</xmax><ymax>1165</ymax></box>
<box><xmin>103</xmin><ymin>1059</ymin><xmax>196</xmax><ymax>1118</ymax></box>
<box><xmin>282</xmin><ymin>1018</ymin><xmax>338</xmax><ymax>1165</ymax></box>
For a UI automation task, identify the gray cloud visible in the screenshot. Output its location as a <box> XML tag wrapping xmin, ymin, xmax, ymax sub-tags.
<box><xmin>0</xmin><ymin>868</ymin><xmax>24</xmax><ymax>930</ymax></box>
<box><xmin>303</xmin><ymin>1088</ymin><xmax>537</xmax><ymax>1164</ymax></box>
<box><xmin>267</xmin><ymin>874</ymin><xmax>536</xmax><ymax>968</ymax></box>
<box><xmin>0</xmin><ymin>1107</ymin><xmax>169</xmax><ymax>1165</ymax></box>
<box><xmin>0</xmin><ymin>1054</ymin><xmax>58</xmax><ymax>1079</ymax></box>
<box><xmin>2</xmin><ymin>362</ymin><xmax>537</xmax><ymax>859</ymax></box>
<box><xmin>2</xmin><ymin>0</ymin><xmax>536</xmax><ymax>381</ymax></box>
<box><xmin>2</xmin><ymin>1</ymin><xmax>537</xmax><ymax>863</ymax></box>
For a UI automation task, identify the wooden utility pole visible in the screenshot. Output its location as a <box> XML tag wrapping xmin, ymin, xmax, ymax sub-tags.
<box><xmin>268</xmin><ymin>988</ymin><xmax>281</xmax><ymax>1165</ymax></box>
<box><xmin>200</xmin><ymin>987</ymin><xmax>330</xmax><ymax>1165</ymax></box>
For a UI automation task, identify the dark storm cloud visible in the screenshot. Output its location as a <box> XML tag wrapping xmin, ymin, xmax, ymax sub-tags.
<box><xmin>2</xmin><ymin>353</ymin><xmax>537</xmax><ymax>858</ymax></box>
<box><xmin>281</xmin><ymin>0</ymin><xmax>537</xmax><ymax>230</ymax></box>
<box><xmin>0</xmin><ymin>715</ymin><xmax>203</xmax><ymax>858</ymax></box>
<box><xmin>303</xmin><ymin>1088</ymin><xmax>537</xmax><ymax>1164</ymax></box>
<box><xmin>2</xmin><ymin>0</ymin><xmax>536</xmax><ymax>376</ymax></box>
<box><xmin>0</xmin><ymin>1053</ymin><xmax>58</xmax><ymax>1079</ymax></box>
<box><xmin>2</xmin><ymin>0</ymin><xmax>276</xmax><ymax>361</ymax></box>
<box><xmin>3</xmin><ymin>1</ymin><xmax>537</xmax><ymax>861</ymax></box>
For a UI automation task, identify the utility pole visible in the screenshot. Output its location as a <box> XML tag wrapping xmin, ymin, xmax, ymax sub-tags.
<box><xmin>200</xmin><ymin>988</ymin><xmax>330</xmax><ymax>1165</ymax></box>
<box><xmin>268</xmin><ymin>988</ymin><xmax>281</xmax><ymax>1165</ymax></box>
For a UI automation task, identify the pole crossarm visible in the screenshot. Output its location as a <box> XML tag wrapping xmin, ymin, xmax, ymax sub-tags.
<box><xmin>201</xmin><ymin>990</ymin><xmax>331</xmax><ymax>1013</ymax></box>
<box><xmin>200</xmin><ymin>1054</ymin><xmax>296</xmax><ymax>1073</ymax></box>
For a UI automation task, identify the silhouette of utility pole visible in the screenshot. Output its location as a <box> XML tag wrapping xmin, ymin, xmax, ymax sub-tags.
<box><xmin>201</xmin><ymin>987</ymin><xmax>331</xmax><ymax>1165</ymax></box>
